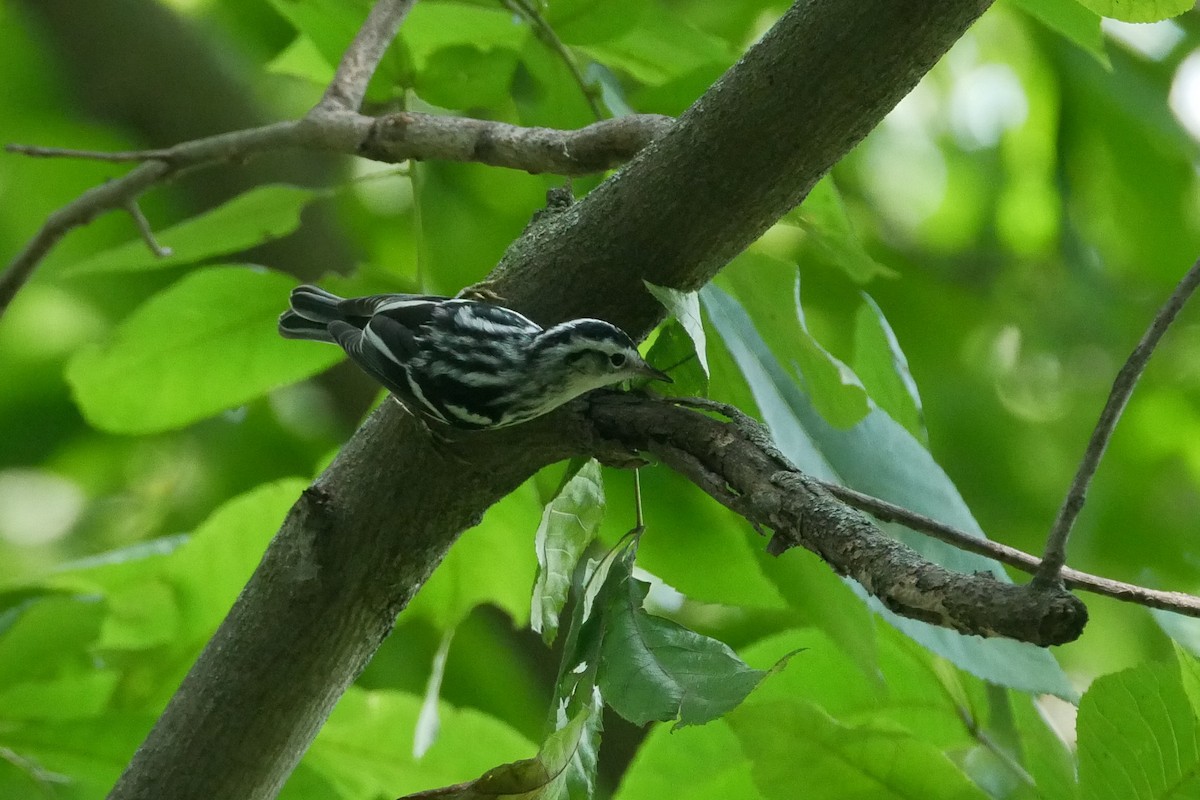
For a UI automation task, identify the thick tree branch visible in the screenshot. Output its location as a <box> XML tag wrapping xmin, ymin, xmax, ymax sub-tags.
<box><xmin>100</xmin><ymin>1</ymin><xmax>998</xmax><ymax>798</ymax></box>
<box><xmin>1036</xmin><ymin>257</ymin><xmax>1200</xmax><ymax>585</ymax></box>
<box><xmin>587</xmin><ymin>394</ymin><xmax>1088</xmax><ymax>647</ymax></box>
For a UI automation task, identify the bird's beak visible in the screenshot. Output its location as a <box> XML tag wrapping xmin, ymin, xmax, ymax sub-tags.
<box><xmin>636</xmin><ymin>361</ymin><xmax>673</xmax><ymax>383</ymax></box>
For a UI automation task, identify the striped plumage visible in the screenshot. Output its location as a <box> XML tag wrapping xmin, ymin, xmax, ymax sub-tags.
<box><xmin>278</xmin><ymin>285</ymin><xmax>670</xmax><ymax>430</ymax></box>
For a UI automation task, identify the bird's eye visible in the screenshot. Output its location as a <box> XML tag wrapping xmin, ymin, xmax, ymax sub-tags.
<box><xmin>609</xmin><ymin>352</ymin><xmax>627</xmax><ymax>368</ymax></box>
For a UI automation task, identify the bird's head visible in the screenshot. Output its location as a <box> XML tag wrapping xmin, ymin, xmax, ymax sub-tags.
<box><xmin>530</xmin><ymin>319</ymin><xmax>672</xmax><ymax>397</ymax></box>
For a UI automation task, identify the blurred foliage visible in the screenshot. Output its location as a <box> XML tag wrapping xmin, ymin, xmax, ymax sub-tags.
<box><xmin>3</xmin><ymin>0</ymin><xmax>1200</xmax><ymax>798</ymax></box>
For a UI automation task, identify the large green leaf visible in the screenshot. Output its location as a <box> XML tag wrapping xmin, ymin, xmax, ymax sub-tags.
<box><xmin>783</xmin><ymin>177</ymin><xmax>895</xmax><ymax>283</ymax></box>
<box><xmin>1070</xmin><ymin>0</ymin><xmax>1192</xmax><ymax>22</ymax></box>
<box><xmin>305</xmin><ymin>687</ymin><xmax>535</xmax><ymax>800</ymax></box>
<box><xmin>728</xmin><ymin>699</ymin><xmax>991</xmax><ymax>800</ymax></box>
<box><xmin>407</xmin><ymin>480</ymin><xmax>543</xmax><ymax>631</ymax></box>
<box><xmin>852</xmin><ymin>294</ymin><xmax>925</xmax><ymax>444</ymax></box>
<box><xmin>66</xmin><ymin>266</ymin><xmax>342</xmax><ymax>433</ymax></box>
<box><xmin>1077</xmin><ymin>660</ymin><xmax>1200</xmax><ymax>799</ymax></box>
<box><xmin>63</xmin><ymin>185</ymin><xmax>318</xmax><ymax>275</ymax></box>
<box><xmin>597</xmin><ymin>545</ymin><xmax>779</xmax><ymax>728</ymax></box>
<box><xmin>702</xmin><ymin>285</ymin><xmax>1075</xmax><ymax>700</ymax></box>
<box><xmin>1004</xmin><ymin>0</ymin><xmax>1108</xmax><ymax>66</ymax></box>
<box><xmin>530</xmin><ymin>460</ymin><xmax>605</xmax><ymax>645</ymax></box>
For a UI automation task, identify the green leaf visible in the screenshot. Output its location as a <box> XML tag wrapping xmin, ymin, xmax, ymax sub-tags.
<box><xmin>719</xmin><ymin>254</ymin><xmax>870</xmax><ymax>429</ymax></box>
<box><xmin>0</xmin><ymin>715</ymin><xmax>154</xmax><ymax>799</ymax></box>
<box><xmin>575</xmin><ymin>6</ymin><xmax>733</xmax><ymax>85</ymax></box>
<box><xmin>597</xmin><ymin>545</ymin><xmax>779</xmax><ymax>728</ymax></box>
<box><xmin>728</xmin><ymin>699</ymin><xmax>991</xmax><ymax>800</ymax></box>
<box><xmin>543</xmin><ymin>0</ymin><xmax>646</xmax><ymax>46</ymax></box>
<box><xmin>531</xmin><ymin>460</ymin><xmax>605</xmax><ymax>645</ymax></box>
<box><xmin>401</xmin><ymin>3</ymin><xmax>528</xmax><ymax>70</ymax></box>
<box><xmin>784</xmin><ymin>177</ymin><xmax>896</xmax><ymax>283</ymax></box>
<box><xmin>407</xmin><ymin>481</ymin><xmax>542</xmax><ymax>630</ymax></box>
<box><xmin>305</xmin><ymin>687</ymin><xmax>535</xmax><ymax>799</ymax></box>
<box><xmin>415</xmin><ymin>45</ymin><xmax>521</xmax><ymax>110</ymax></box>
<box><xmin>644</xmin><ymin>282</ymin><xmax>709</xmax><ymax>396</ymax></box>
<box><xmin>0</xmin><ymin>595</ymin><xmax>104</xmax><ymax>686</ymax></box>
<box><xmin>703</xmin><ymin>285</ymin><xmax>1076</xmax><ymax>700</ymax></box>
<box><xmin>1077</xmin><ymin>660</ymin><xmax>1200</xmax><ymax>799</ymax></box>
<box><xmin>1070</xmin><ymin>0</ymin><xmax>1192</xmax><ymax>23</ymax></box>
<box><xmin>63</xmin><ymin>185</ymin><xmax>319</xmax><ymax>275</ymax></box>
<box><xmin>644</xmin><ymin>282</ymin><xmax>709</xmax><ymax>377</ymax></box>
<box><xmin>393</xmin><ymin>705</ymin><xmax>595</xmax><ymax>800</ymax></box>
<box><xmin>852</xmin><ymin>294</ymin><xmax>925</xmax><ymax>443</ymax></box>
<box><xmin>1004</xmin><ymin>0</ymin><xmax>1108</xmax><ymax>66</ymax></box>
<box><xmin>66</xmin><ymin>267</ymin><xmax>343</xmax><ymax>433</ymax></box>
<box><xmin>644</xmin><ymin>320</ymin><xmax>709</xmax><ymax>397</ymax></box>
<box><xmin>613</xmin><ymin>720</ymin><xmax>763</xmax><ymax>800</ymax></box>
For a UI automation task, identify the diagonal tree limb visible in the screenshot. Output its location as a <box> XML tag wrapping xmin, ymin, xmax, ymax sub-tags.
<box><xmin>100</xmin><ymin>1</ymin><xmax>998</xmax><ymax>798</ymax></box>
<box><xmin>1036</xmin><ymin>257</ymin><xmax>1200</xmax><ymax>586</ymax></box>
<box><xmin>586</xmin><ymin>393</ymin><xmax>1088</xmax><ymax>647</ymax></box>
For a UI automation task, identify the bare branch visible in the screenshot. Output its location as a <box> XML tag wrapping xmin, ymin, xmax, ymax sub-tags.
<box><xmin>1036</xmin><ymin>257</ymin><xmax>1200</xmax><ymax>586</ymax></box>
<box><xmin>0</xmin><ymin>113</ymin><xmax>669</xmax><ymax>319</ymax></box>
<box><xmin>819</xmin><ymin>480</ymin><xmax>1200</xmax><ymax>617</ymax></box>
<box><xmin>588</xmin><ymin>393</ymin><xmax>1089</xmax><ymax>647</ymax></box>
<box><xmin>4</xmin><ymin>143</ymin><xmax>175</xmax><ymax>162</ymax></box>
<box><xmin>316</xmin><ymin>0</ymin><xmax>417</xmax><ymax>113</ymax></box>
<box><xmin>124</xmin><ymin>200</ymin><xmax>173</xmax><ymax>258</ymax></box>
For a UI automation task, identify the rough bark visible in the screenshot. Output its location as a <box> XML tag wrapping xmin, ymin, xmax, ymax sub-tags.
<box><xmin>107</xmin><ymin>1</ymin><xmax>996</xmax><ymax>798</ymax></box>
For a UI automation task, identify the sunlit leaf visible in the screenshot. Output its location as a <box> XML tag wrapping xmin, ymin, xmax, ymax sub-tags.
<box><xmin>305</xmin><ymin>688</ymin><xmax>535</xmax><ymax>800</ymax></box>
<box><xmin>1004</xmin><ymin>0</ymin><xmax>1108</xmax><ymax>66</ymax></box>
<box><xmin>1071</xmin><ymin>0</ymin><xmax>1192</xmax><ymax>23</ymax></box>
<box><xmin>395</xmin><ymin>706</ymin><xmax>594</xmax><ymax>800</ymax></box>
<box><xmin>408</xmin><ymin>481</ymin><xmax>542</xmax><ymax>630</ymax></box>
<box><xmin>728</xmin><ymin>699</ymin><xmax>991</xmax><ymax>800</ymax></box>
<box><xmin>67</xmin><ymin>266</ymin><xmax>343</xmax><ymax>433</ymax></box>
<box><xmin>784</xmin><ymin>177</ymin><xmax>895</xmax><ymax>283</ymax></box>
<box><xmin>531</xmin><ymin>460</ymin><xmax>605</xmax><ymax>645</ymax></box>
<box><xmin>1077</xmin><ymin>660</ymin><xmax>1200</xmax><ymax>799</ymax></box>
<box><xmin>63</xmin><ymin>185</ymin><xmax>319</xmax><ymax>275</ymax></box>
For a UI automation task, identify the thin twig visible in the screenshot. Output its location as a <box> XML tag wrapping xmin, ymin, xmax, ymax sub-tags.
<box><xmin>124</xmin><ymin>200</ymin><xmax>173</xmax><ymax>258</ymax></box>
<box><xmin>316</xmin><ymin>0</ymin><xmax>417</xmax><ymax>113</ymax></box>
<box><xmin>0</xmin><ymin>111</ymin><xmax>670</xmax><ymax>319</ymax></box>
<box><xmin>820</xmin><ymin>479</ymin><xmax>1200</xmax><ymax>617</ymax></box>
<box><xmin>502</xmin><ymin>0</ymin><xmax>604</xmax><ymax>120</ymax></box>
<box><xmin>1036</xmin><ymin>258</ymin><xmax>1200</xmax><ymax>586</ymax></box>
<box><xmin>4</xmin><ymin>144</ymin><xmax>176</xmax><ymax>162</ymax></box>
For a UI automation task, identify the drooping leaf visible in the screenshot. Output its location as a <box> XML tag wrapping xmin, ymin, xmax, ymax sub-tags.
<box><xmin>395</xmin><ymin>706</ymin><xmax>595</xmax><ymax>800</ymax></box>
<box><xmin>783</xmin><ymin>177</ymin><xmax>896</xmax><ymax>283</ymax></box>
<box><xmin>728</xmin><ymin>699</ymin><xmax>991</xmax><ymax>800</ymax></box>
<box><xmin>1004</xmin><ymin>0</ymin><xmax>1108</xmax><ymax>66</ymax></box>
<box><xmin>643</xmin><ymin>320</ymin><xmax>709</xmax><ymax>397</ymax></box>
<box><xmin>852</xmin><ymin>293</ymin><xmax>925</xmax><ymax>443</ymax></box>
<box><xmin>1076</xmin><ymin>660</ymin><xmax>1200</xmax><ymax>799</ymax></box>
<box><xmin>531</xmin><ymin>460</ymin><xmax>605</xmax><ymax>645</ymax></box>
<box><xmin>597</xmin><ymin>545</ymin><xmax>783</xmax><ymax>728</ymax></box>
<box><xmin>644</xmin><ymin>282</ymin><xmax>709</xmax><ymax>378</ymax></box>
<box><xmin>1070</xmin><ymin>0</ymin><xmax>1192</xmax><ymax>23</ymax></box>
<box><xmin>63</xmin><ymin>185</ymin><xmax>319</xmax><ymax>275</ymax></box>
<box><xmin>703</xmin><ymin>284</ymin><xmax>1075</xmax><ymax>700</ymax></box>
<box><xmin>66</xmin><ymin>266</ymin><xmax>343</xmax><ymax>434</ymax></box>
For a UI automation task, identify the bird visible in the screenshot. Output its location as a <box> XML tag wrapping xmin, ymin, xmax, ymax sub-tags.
<box><xmin>278</xmin><ymin>284</ymin><xmax>671</xmax><ymax>430</ymax></box>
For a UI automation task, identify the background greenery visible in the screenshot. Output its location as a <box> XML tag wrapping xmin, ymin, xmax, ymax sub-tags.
<box><xmin>3</xmin><ymin>0</ymin><xmax>1200</xmax><ymax>797</ymax></box>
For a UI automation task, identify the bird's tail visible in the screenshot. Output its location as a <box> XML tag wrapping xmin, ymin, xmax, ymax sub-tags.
<box><xmin>278</xmin><ymin>284</ymin><xmax>346</xmax><ymax>342</ymax></box>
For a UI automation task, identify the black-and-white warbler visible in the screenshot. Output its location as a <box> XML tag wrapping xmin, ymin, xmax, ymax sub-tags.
<box><xmin>279</xmin><ymin>285</ymin><xmax>671</xmax><ymax>430</ymax></box>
